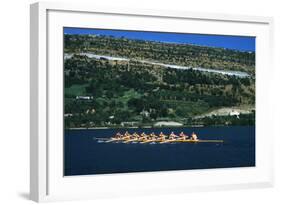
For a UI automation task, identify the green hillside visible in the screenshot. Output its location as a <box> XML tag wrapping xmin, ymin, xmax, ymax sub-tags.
<box><xmin>64</xmin><ymin>35</ymin><xmax>255</xmax><ymax>129</ymax></box>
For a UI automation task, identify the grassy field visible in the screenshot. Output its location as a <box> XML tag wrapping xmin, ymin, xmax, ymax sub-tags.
<box><xmin>65</xmin><ymin>84</ymin><xmax>88</xmax><ymax>97</ymax></box>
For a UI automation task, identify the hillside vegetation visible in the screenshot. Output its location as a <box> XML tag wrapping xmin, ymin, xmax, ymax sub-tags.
<box><xmin>64</xmin><ymin>34</ymin><xmax>255</xmax><ymax>128</ymax></box>
<box><xmin>65</xmin><ymin>34</ymin><xmax>255</xmax><ymax>74</ymax></box>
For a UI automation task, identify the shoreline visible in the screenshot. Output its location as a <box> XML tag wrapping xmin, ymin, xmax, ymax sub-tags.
<box><xmin>65</xmin><ymin>124</ymin><xmax>256</xmax><ymax>130</ymax></box>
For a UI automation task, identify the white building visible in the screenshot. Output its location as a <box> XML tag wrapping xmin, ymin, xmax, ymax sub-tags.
<box><xmin>154</xmin><ymin>121</ymin><xmax>183</xmax><ymax>127</ymax></box>
<box><xmin>76</xmin><ymin>96</ymin><xmax>93</xmax><ymax>100</ymax></box>
<box><xmin>230</xmin><ymin>110</ymin><xmax>240</xmax><ymax>118</ymax></box>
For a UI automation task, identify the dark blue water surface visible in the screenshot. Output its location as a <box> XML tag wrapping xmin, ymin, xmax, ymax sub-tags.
<box><xmin>64</xmin><ymin>126</ymin><xmax>255</xmax><ymax>176</ymax></box>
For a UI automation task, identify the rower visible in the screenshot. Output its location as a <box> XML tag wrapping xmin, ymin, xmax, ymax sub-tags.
<box><xmin>140</xmin><ymin>132</ymin><xmax>148</xmax><ymax>140</ymax></box>
<box><xmin>191</xmin><ymin>132</ymin><xmax>198</xmax><ymax>141</ymax></box>
<box><xmin>179</xmin><ymin>132</ymin><xmax>188</xmax><ymax>140</ymax></box>
<box><xmin>124</xmin><ymin>131</ymin><xmax>129</xmax><ymax>136</ymax></box>
<box><xmin>159</xmin><ymin>132</ymin><xmax>167</xmax><ymax>141</ymax></box>
<box><xmin>123</xmin><ymin>131</ymin><xmax>131</xmax><ymax>140</ymax></box>
<box><xmin>150</xmin><ymin>132</ymin><xmax>157</xmax><ymax>140</ymax></box>
<box><xmin>169</xmin><ymin>132</ymin><xmax>177</xmax><ymax>140</ymax></box>
<box><xmin>132</xmin><ymin>132</ymin><xmax>140</xmax><ymax>139</ymax></box>
<box><xmin>115</xmin><ymin>132</ymin><xmax>123</xmax><ymax>139</ymax></box>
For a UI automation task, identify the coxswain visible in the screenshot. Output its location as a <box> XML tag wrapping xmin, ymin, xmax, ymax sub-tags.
<box><xmin>191</xmin><ymin>132</ymin><xmax>198</xmax><ymax>141</ymax></box>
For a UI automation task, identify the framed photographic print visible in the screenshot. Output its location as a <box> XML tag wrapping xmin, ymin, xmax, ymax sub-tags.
<box><xmin>30</xmin><ymin>2</ymin><xmax>274</xmax><ymax>202</ymax></box>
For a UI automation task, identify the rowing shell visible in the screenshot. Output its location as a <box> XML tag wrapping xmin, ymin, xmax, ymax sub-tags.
<box><xmin>159</xmin><ymin>139</ymin><xmax>176</xmax><ymax>144</ymax></box>
<box><xmin>123</xmin><ymin>138</ymin><xmax>140</xmax><ymax>143</ymax></box>
<box><xmin>140</xmin><ymin>139</ymin><xmax>163</xmax><ymax>144</ymax></box>
<box><xmin>93</xmin><ymin>137</ymin><xmax>223</xmax><ymax>144</ymax></box>
<box><xmin>141</xmin><ymin>139</ymin><xmax>223</xmax><ymax>143</ymax></box>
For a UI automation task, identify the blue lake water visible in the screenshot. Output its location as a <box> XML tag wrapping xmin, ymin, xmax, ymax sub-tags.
<box><xmin>64</xmin><ymin>126</ymin><xmax>255</xmax><ymax>176</ymax></box>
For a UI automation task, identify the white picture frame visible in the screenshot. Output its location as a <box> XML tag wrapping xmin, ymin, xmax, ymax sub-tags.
<box><xmin>30</xmin><ymin>1</ymin><xmax>274</xmax><ymax>202</ymax></box>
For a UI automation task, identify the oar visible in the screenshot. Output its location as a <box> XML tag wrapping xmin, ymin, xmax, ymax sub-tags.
<box><xmin>93</xmin><ymin>137</ymin><xmax>111</xmax><ymax>141</ymax></box>
<box><xmin>159</xmin><ymin>139</ymin><xmax>177</xmax><ymax>144</ymax></box>
<box><xmin>197</xmin><ymin>140</ymin><xmax>224</xmax><ymax>143</ymax></box>
<box><xmin>123</xmin><ymin>138</ymin><xmax>139</xmax><ymax>143</ymax></box>
<box><xmin>140</xmin><ymin>139</ymin><xmax>157</xmax><ymax>144</ymax></box>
